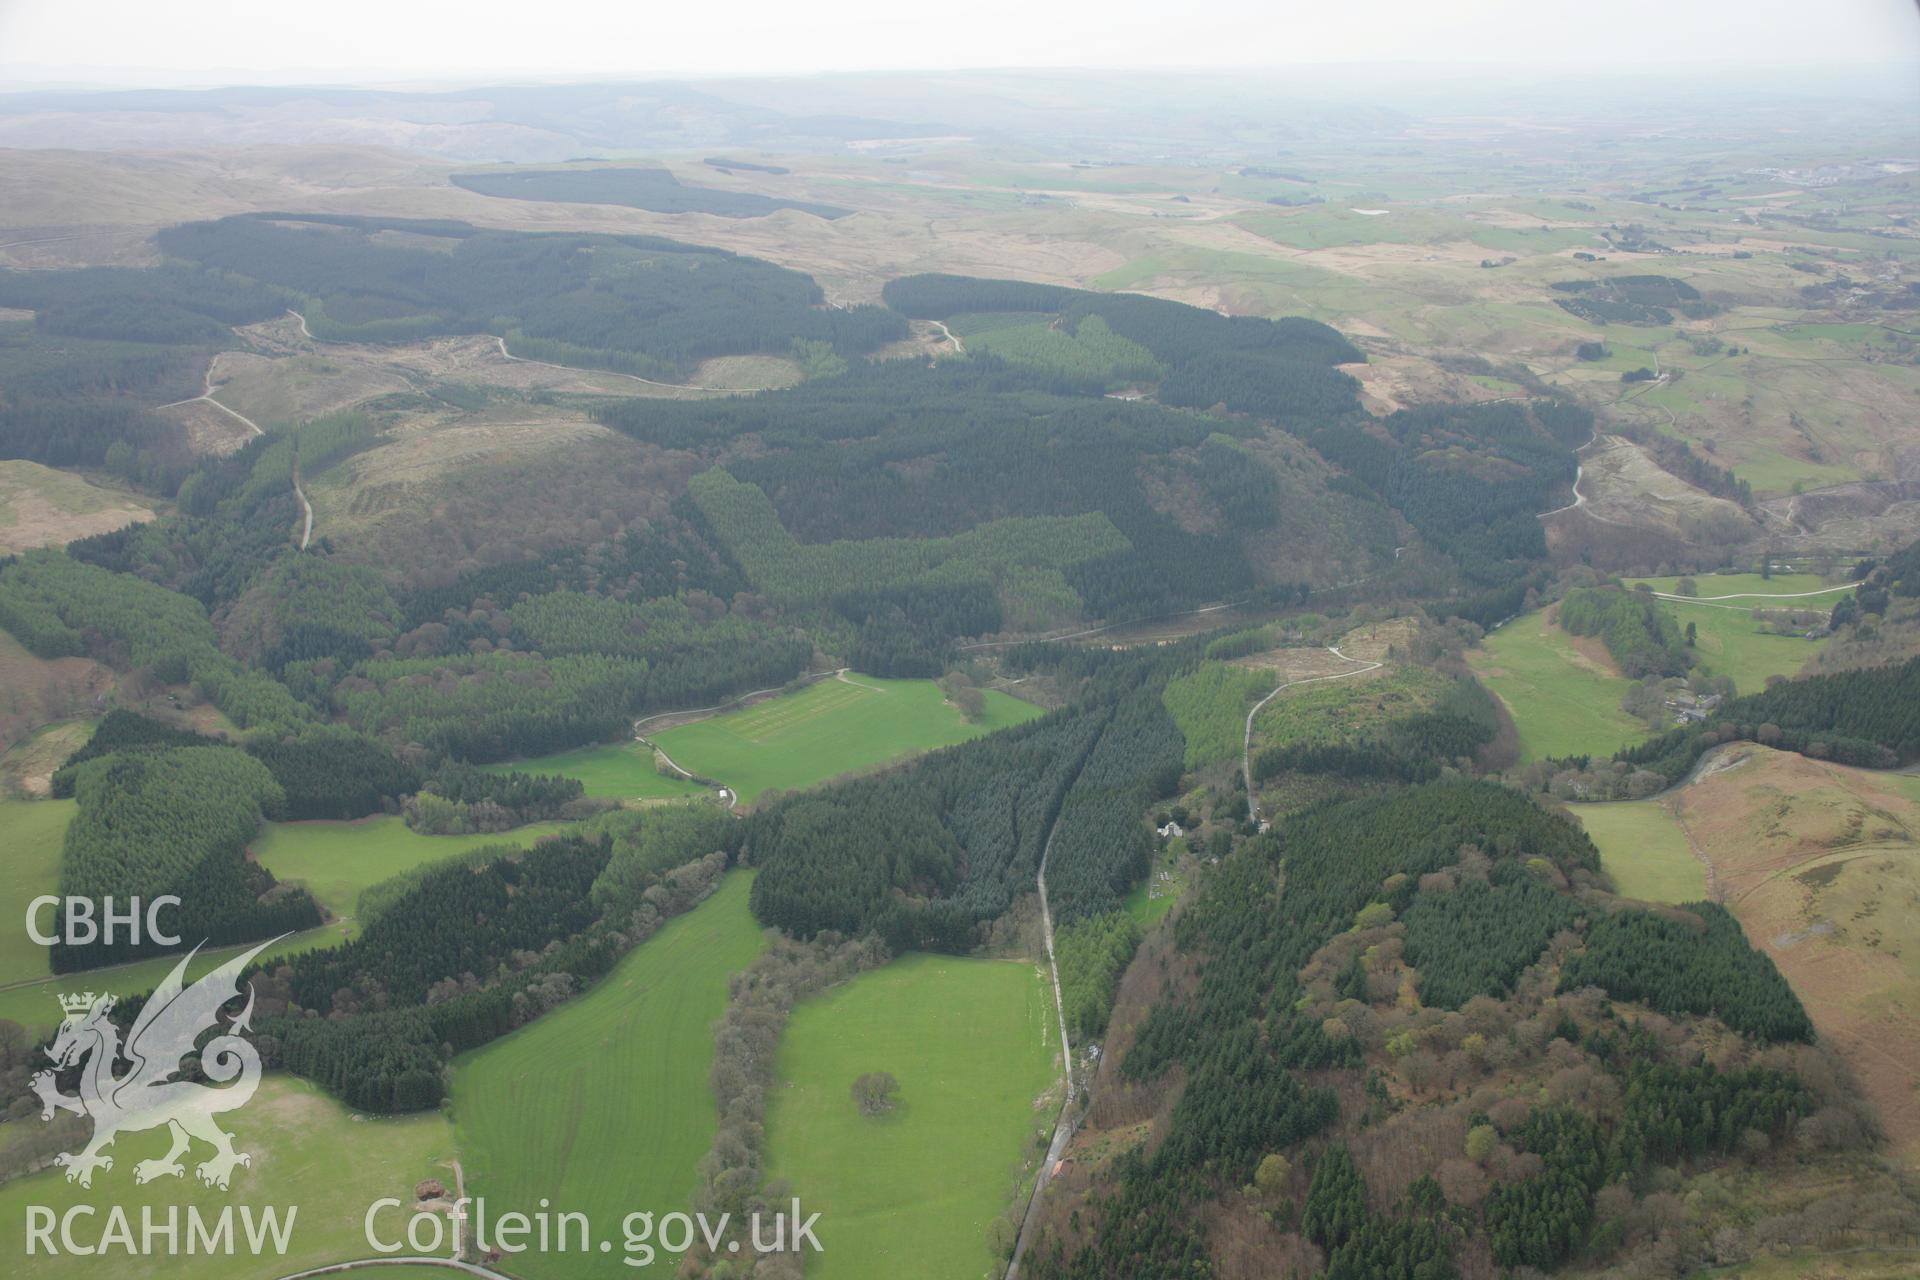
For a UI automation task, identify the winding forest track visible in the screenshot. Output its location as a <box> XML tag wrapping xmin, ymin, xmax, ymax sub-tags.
<box><xmin>1650</xmin><ymin>582</ymin><xmax>1860</xmax><ymax>603</ymax></box>
<box><xmin>1536</xmin><ymin>428</ymin><xmax>1634</xmax><ymax>522</ymax></box>
<box><xmin>292</xmin><ymin>456</ymin><xmax>314</xmax><ymax>550</ymax></box>
<box><xmin>1243</xmin><ymin>645</ymin><xmax>1383</xmax><ymax>824</ymax></box>
<box><xmin>157</xmin><ymin>356</ymin><xmax>265</xmax><ymax>437</ymax></box>
<box><xmin>0</xmin><ymin>229</ymin><xmax>145</xmax><ymax>252</ymax></box>
<box><xmin>1005</xmin><ymin>751</ymin><xmax>1094</xmax><ymax>1280</ymax></box>
<box><xmin>959</xmin><ymin>568</ymin><xmax>1390</xmax><ymax>656</ymax></box>
<box><xmin>1536</xmin><ymin>450</ymin><xmax>1591</xmax><ymax>518</ymax></box>
<box><xmin>492</xmin><ymin>335</ymin><xmax>727</xmax><ymax>393</ymax></box>
<box><xmin>1009</xmin><ymin>644</ymin><xmax>1386</xmax><ymax>1275</ymax></box>
<box><xmin>157</xmin><ymin>358</ymin><xmax>315</xmax><ymax>546</ymax></box>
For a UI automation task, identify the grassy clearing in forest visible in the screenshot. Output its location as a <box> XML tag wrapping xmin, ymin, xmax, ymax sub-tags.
<box><xmin>0</xmin><ymin>459</ymin><xmax>152</xmax><ymax>554</ymax></box>
<box><xmin>958</xmin><ymin>314</ymin><xmax>1159</xmax><ymax>382</ymax></box>
<box><xmin>480</xmin><ymin>739</ymin><xmax>706</xmax><ymax>802</ymax></box>
<box><xmin>1571</xmin><ymin>800</ymin><xmax>1707</xmax><ymax>904</ymax></box>
<box><xmin>651</xmin><ymin>675</ymin><xmax>1040</xmax><ymax>804</ymax></box>
<box><xmin>0</xmin><ymin>815</ymin><xmax>572</xmax><ymax>1029</ymax></box>
<box><xmin>249</xmin><ymin>815</ymin><xmax>573</xmax><ymax>921</ymax></box>
<box><xmin>0</xmin><ymin>796</ymin><xmax>72</xmax><ymax>983</ymax></box>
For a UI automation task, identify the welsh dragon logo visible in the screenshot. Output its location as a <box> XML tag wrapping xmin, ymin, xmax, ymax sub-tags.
<box><xmin>32</xmin><ymin>938</ymin><xmax>277</xmax><ymax>1190</ymax></box>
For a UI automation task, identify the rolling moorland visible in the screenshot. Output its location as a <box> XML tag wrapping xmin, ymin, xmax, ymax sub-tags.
<box><xmin>0</xmin><ymin>68</ymin><xmax>1916</xmax><ymax>1280</ymax></box>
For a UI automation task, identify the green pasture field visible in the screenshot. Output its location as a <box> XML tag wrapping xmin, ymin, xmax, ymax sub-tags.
<box><xmin>0</xmin><ymin>1075</ymin><xmax>456</xmax><ymax>1280</ymax></box>
<box><xmin>1629</xmin><ymin>572</ymin><xmax>1836</xmax><ymax>599</ymax></box>
<box><xmin>0</xmin><ymin>926</ymin><xmax>347</xmax><ymax>1034</ymax></box>
<box><xmin>479</xmin><ymin>739</ymin><xmax>705</xmax><ymax>802</ymax></box>
<box><xmin>765</xmin><ymin>953</ymin><xmax>1059</xmax><ymax>1280</ymax></box>
<box><xmin>1465</xmin><ymin>611</ymin><xmax>1646</xmax><ymax>764</ymax></box>
<box><xmin>448</xmin><ymin>873</ymin><xmax>764</xmax><ymax>1280</ymax></box>
<box><xmin>0</xmin><ymin>815</ymin><xmax>566</xmax><ymax>1031</ymax></box>
<box><xmin>0</xmin><ymin>797</ymin><xmax>73</xmax><ymax>984</ymax></box>
<box><xmin>249</xmin><ymin>815</ymin><xmax>574</xmax><ymax>922</ymax></box>
<box><xmin>1628</xmin><ymin>574</ymin><xmax>1840</xmax><ymax>693</ymax></box>
<box><xmin>1727</xmin><ymin>448</ymin><xmax>1862</xmax><ymax>494</ymax></box>
<box><xmin>1571</xmin><ymin>800</ymin><xmax>1707</xmax><ymax>904</ymax></box>
<box><xmin>1776</xmin><ymin>321</ymin><xmax>1887</xmax><ymax>349</ymax></box>
<box><xmin>1662</xmin><ymin>603</ymin><xmax>1825</xmax><ymax>694</ymax></box>
<box><xmin>650</xmin><ymin>674</ymin><xmax>1041</xmax><ymax>804</ymax></box>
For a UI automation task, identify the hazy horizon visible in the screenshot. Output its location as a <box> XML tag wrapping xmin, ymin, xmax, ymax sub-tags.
<box><xmin>3</xmin><ymin>0</ymin><xmax>1917</xmax><ymax>90</ymax></box>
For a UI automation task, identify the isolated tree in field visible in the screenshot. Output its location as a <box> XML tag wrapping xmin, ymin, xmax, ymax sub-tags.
<box><xmin>851</xmin><ymin>1071</ymin><xmax>899</xmax><ymax>1115</ymax></box>
<box><xmin>1675</xmin><ymin>577</ymin><xmax>1697</xmax><ymax>597</ymax></box>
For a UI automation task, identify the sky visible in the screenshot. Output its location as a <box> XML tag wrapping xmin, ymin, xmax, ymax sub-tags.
<box><xmin>0</xmin><ymin>0</ymin><xmax>1917</xmax><ymax>86</ymax></box>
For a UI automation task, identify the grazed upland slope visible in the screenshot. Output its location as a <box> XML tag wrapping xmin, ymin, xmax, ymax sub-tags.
<box><xmin>1668</xmin><ymin>745</ymin><xmax>1920</xmax><ymax>1162</ymax></box>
